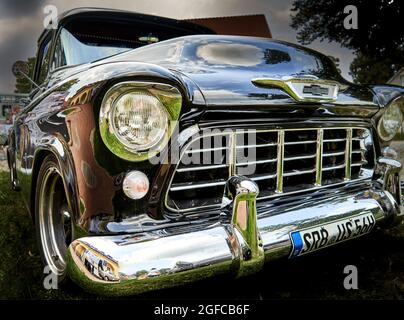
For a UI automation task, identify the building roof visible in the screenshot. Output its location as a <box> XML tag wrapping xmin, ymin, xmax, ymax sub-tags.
<box><xmin>387</xmin><ymin>67</ymin><xmax>404</xmax><ymax>84</ymax></box>
<box><xmin>185</xmin><ymin>14</ymin><xmax>272</xmax><ymax>38</ymax></box>
<box><xmin>0</xmin><ymin>93</ymin><xmax>29</xmax><ymax>97</ymax></box>
<box><xmin>0</xmin><ymin>93</ymin><xmax>29</xmax><ymax>104</ymax></box>
<box><xmin>38</xmin><ymin>7</ymin><xmax>215</xmax><ymax>44</ymax></box>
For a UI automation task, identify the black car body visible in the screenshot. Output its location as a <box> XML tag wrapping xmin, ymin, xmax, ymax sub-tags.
<box><xmin>6</xmin><ymin>8</ymin><xmax>404</xmax><ymax>296</ymax></box>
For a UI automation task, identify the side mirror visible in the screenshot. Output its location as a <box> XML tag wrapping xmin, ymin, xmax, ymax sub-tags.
<box><xmin>12</xmin><ymin>60</ymin><xmax>39</xmax><ymax>90</ymax></box>
<box><xmin>12</xmin><ymin>61</ymin><xmax>30</xmax><ymax>79</ymax></box>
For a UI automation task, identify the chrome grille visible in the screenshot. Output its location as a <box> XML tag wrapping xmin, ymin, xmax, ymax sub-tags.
<box><xmin>166</xmin><ymin>127</ymin><xmax>374</xmax><ymax>213</ymax></box>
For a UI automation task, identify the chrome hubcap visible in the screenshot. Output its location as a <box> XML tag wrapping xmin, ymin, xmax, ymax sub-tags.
<box><xmin>38</xmin><ymin>166</ymin><xmax>72</xmax><ymax>276</ymax></box>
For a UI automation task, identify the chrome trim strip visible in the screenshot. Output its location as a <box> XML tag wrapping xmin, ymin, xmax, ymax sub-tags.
<box><xmin>323</xmin><ymin>164</ymin><xmax>346</xmax><ymax>171</ymax></box>
<box><xmin>236</xmin><ymin>143</ymin><xmax>277</xmax><ymax>149</ymax></box>
<box><xmin>315</xmin><ymin>128</ymin><xmax>324</xmax><ymax>186</ymax></box>
<box><xmin>345</xmin><ymin>128</ymin><xmax>353</xmax><ymax>180</ymax></box>
<box><xmin>251</xmin><ymin>173</ymin><xmax>277</xmax><ymax>181</ymax></box>
<box><xmin>284</xmin><ymin>140</ymin><xmax>317</xmax><ymax>145</ymax></box>
<box><xmin>352</xmin><ymin>161</ymin><xmax>368</xmax><ymax>167</ymax></box>
<box><xmin>323</xmin><ymin>151</ymin><xmax>345</xmax><ymax>157</ymax></box>
<box><xmin>176</xmin><ymin>163</ymin><xmax>229</xmax><ymax>172</ymax></box>
<box><xmin>323</xmin><ymin>138</ymin><xmax>346</xmax><ymax>143</ymax></box>
<box><xmin>185</xmin><ymin>146</ymin><xmax>230</xmax><ymax>154</ymax></box>
<box><xmin>284</xmin><ymin>168</ymin><xmax>316</xmax><ymax>177</ymax></box>
<box><xmin>170</xmin><ymin>180</ymin><xmax>226</xmax><ymax>192</ymax></box>
<box><xmin>257</xmin><ymin>176</ymin><xmax>372</xmax><ymax>201</ymax></box>
<box><xmin>230</xmin><ymin>133</ymin><xmax>237</xmax><ymax>177</ymax></box>
<box><xmin>237</xmin><ymin>158</ymin><xmax>277</xmax><ymax>166</ymax></box>
<box><xmin>275</xmin><ymin>130</ymin><xmax>284</xmax><ymax>193</ymax></box>
<box><xmin>284</xmin><ymin>154</ymin><xmax>316</xmax><ymax>161</ymax></box>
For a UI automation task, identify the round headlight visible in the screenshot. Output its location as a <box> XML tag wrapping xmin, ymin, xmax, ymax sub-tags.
<box><xmin>378</xmin><ymin>100</ymin><xmax>403</xmax><ymax>141</ymax></box>
<box><xmin>111</xmin><ymin>91</ymin><xmax>168</xmax><ymax>151</ymax></box>
<box><xmin>99</xmin><ymin>82</ymin><xmax>182</xmax><ymax>162</ymax></box>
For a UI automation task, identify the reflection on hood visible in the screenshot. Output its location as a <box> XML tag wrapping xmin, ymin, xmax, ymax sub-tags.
<box><xmin>114</xmin><ymin>35</ymin><xmax>342</xmax><ymax>81</ymax></box>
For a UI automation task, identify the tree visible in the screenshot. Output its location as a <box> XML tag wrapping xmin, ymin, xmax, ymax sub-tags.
<box><xmin>349</xmin><ymin>54</ymin><xmax>396</xmax><ymax>84</ymax></box>
<box><xmin>290</xmin><ymin>0</ymin><xmax>404</xmax><ymax>84</ymax></box>
<box><xmin>14</xmin><ymin>57</ymin><xmax>36</xmax><ymax>94</ymax></box>
<box><xmin>327</xmin><ymin>56</ymin><xmax>341</xmax><ymax>74</ymax></box>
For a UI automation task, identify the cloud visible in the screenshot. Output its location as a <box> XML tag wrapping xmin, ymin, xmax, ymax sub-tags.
<box><xmin>0</xmin><ymin>0</ymin><xmax>355</xmax><ymax>93</ymax></box>
<box><xmin>0</xmin><ymin>0</ymin><xmax>46</xmax><ymax>19</ymax></box>
<box><xmin>0</xmin><ymin>15</ymin><xmax>43</xmax><ymax>92</ymax></box>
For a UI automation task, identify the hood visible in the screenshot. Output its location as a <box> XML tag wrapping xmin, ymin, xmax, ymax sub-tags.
<box><xmin>107</xmin><ymin>35</ymin><xmax>378</xmax><ymax>108</ymax></box>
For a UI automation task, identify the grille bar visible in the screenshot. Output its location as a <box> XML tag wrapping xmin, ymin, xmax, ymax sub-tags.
<box><xmin>323</xmin><ymin>138</ymin><xmax>346</xmax><ymax>143</ymax></box>
<box><xmin>285</xmin><ymin>154</ymin><xmax>316</xmax><ymax>161</ymax></box>
<box><xmin>276</xmin><ymin>130</ymin><xmax>285</xmax><ymax>193</ymax></box>
<box><xmin>170</xmin><ymin>179</ymin><xmax>227</xmax><ymax>191</ymax></box>
<box><xmin>236</xmin><ymin>158</ymin><xmax>277</xmax><ymax>166</ymax></box>
<box><xmin>185</xmin><ymin>146</ymin><xmax>229</xmax><ymax>154</ymax></box>
<box><xmin>323</xmin><ymin>151</ymin><xmax>345</xmax><ymax>157</ymax></box>
<box><xmin>167</xmin><ymin>127</ymin><xmax>374</xmax><ymax>213</ymax></box>
<box><xmin>323</xmin><ymin>164</ymin><xmax>346</xmax><ymax>171</ymax></box>
<box><xmin>176</xmin><ymin>163</ymin><xmax>229</xmax><ymax>172</ymax></box>
<box><xmin>284</xmin><ymin>140</ymin><xmax>317</xmax><ymax>145</ymax></box>
<box><xmin>345</xmin><ymin>128</ymin><xmax>353</xmax><ymax>180</ymax></box>
<box><xmin>284</xmin><ymin>168</ymin><xmax>316</xmax><ymax>177</ymax></box>
<box><xmin>236</xmin><ymin>143</ymin><xmax>277</xmax><ymax>149</ymax></box>
<box><xmin>352</xmin><ymin>161</ymin><xmax>368</xmax><ymax>166</ymax></box>
<box><xmin>251</xmin><ymin>173</ymin><xmax>277</xmax><ymax>181</ymax></box>
<box><xmin>315</xmin><ymin>129</ymin><xmax>324</xmax><ymax>186</ymax></box>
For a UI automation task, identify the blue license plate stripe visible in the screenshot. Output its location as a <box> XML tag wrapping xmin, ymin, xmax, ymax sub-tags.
<box><xmin>289</xmin><ymin>212</ymin><xmax>375</xmax><ymax>258</ymax></box>
<box><xmin>290</xmin><ymin>231</ymin><xmax>303</xmax><ymax>258</ymax></box>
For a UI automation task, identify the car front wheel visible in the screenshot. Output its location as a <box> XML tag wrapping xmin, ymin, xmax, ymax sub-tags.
<box><xmin>35</xmin><ymin>154</ymin><xmax>73</xmax><ymax>282</ymax></box>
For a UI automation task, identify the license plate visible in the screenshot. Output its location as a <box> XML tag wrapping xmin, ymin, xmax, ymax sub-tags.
<box><xmin>289</xmin><ymin>212</ymin><xmax>376</xmax><ymax>258</ymax></box>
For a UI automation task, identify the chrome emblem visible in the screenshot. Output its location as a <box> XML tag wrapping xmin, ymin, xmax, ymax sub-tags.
<box><xmin>251</xmin><ymin>76</ymin><xmax>340</xmax><ymax>102</ymax></box>
<box><xmin>302</xmin><ymin>84</ymin><xmax>329</xmax><ymax>96</ymax></box>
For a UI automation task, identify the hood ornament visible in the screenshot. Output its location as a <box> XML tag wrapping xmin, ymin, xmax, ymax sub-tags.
<box><xmin>252</xmin><ymin>76</ymin><xmax>340</xmax><ymax>102</ymax></box>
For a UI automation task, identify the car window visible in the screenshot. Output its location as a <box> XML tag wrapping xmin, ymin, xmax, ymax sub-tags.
<box><xmin>37</xmin><ymin>38</ymin><xmax>52</xmax><ymax>84</ymax></box>
<box><xmin>52</xmin><ymin>35</ymin><xmax>67</xmax><ymax>70</ymax></box>
<box><xmin>53</xmin><ymin>28</ymin><xmax>130</xmax><ymax>68</ymax></box>
<box><xmin>51</xmin><ymin>17</ymin><xmax>211</xmax><ymax>68</ymax></box>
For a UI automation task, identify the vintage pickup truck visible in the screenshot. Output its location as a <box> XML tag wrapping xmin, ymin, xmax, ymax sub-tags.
<box><xmin>4</xmin><ymin>8</ymin><xmax>404</xmax><ymax>296</ymax></box>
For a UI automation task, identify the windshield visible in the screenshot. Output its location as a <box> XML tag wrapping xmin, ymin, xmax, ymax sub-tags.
<box><xmin>52</xmin><ymin>16</ymin><xmax>210</xmax><ymax>68</ymax></box>
<box><xmin>57</xmin><ymin>28</ymin><xmax>130</xmax><ymax>66</ymax></box>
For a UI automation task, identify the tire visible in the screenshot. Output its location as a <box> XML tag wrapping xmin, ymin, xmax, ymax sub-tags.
<box><xmin>6</xmin><ymin>147</ymin><xmax>12</xmax><ymax>180</ymax></box>
<box><xmin>6</xmin><ymin>147</ymin><xmax>17</xmax><ymax>191</ymax></box>
<box><xmin>35</xmin><ymin>154</ymin><xmax>73</xmax><ymax>283</ymax></box>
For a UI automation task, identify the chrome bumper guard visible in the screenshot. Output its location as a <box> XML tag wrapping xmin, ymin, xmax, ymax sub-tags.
<box><xmin>66</xmin><ymin>157</ymin><xmax>403</xmax><ymax>296</ymax></box>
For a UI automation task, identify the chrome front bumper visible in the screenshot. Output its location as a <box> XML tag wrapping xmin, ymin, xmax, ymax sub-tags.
<box><xmin>66</xmin><ymin>157</ymin><xmax>403</xmax><ymax>296</ymax></box>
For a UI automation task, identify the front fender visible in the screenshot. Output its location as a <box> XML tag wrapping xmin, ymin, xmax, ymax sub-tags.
<box><xmin>19</xmin><ymin>61</ymin><xmax>196</xmax><ymax>236</ymax></box>
<box><xmin>31</xmin><ymin>137</ymin><xmax>80</xmax><ymax>229</ymax></box>
<box><xmin>370</xmin><ymin>84</ymin><xmax>404</xmax><ymax>107</ymax></box>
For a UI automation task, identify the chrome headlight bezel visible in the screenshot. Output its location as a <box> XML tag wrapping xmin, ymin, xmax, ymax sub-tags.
<box><xmin>377</xmin><ymin>96</ymin><xmax>404</xmax><ymax>142</ymax></box>
<box><xmin>99</xmin><ymin>81</ymin><xmax>182</xmax><ymax>161</ymax></box>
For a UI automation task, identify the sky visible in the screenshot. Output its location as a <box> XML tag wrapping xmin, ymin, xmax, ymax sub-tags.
<box><xmin>0</xmin><ymin>0</ymin><xmax>355</xmax><ymax>93</ymax></box>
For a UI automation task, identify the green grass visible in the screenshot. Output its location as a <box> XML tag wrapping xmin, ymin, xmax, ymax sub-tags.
<box><xmin>1</xmin><ymin>166</ymin><xmax>404</xmax><ymax>300</ymax></box>
<box><xmin>394</xmin><ymin>132</ymin><xmax>404</xmax><ymax>141</ymax></box>
<box><xmin>0</xmin><ymin>170</ymin><xmax>89</xmax><ymax>299</ymax></box>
